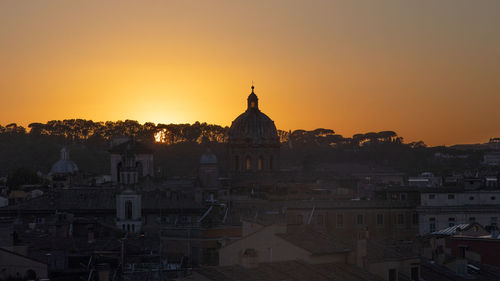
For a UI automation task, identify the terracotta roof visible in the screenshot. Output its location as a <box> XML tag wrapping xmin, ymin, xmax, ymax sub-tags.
<box><xmin>276</xmin><ymin>228</ymin><xmax>351</xmax><ymax>255</ymax></box>
<box><xmin>0</xmin><ymin>188</ymin><xmax>203</xmax><ymax>213</ymax></box>
<box><xmin>9</xmin><ymin>190</ymin><xmax>29</xmax><ymax>198</ymax></box>
<box><xmin>0</xmin><ymin>247</ymin><xmax>48</xmax><ymax>265</ymax></box>
<box><xmin>195</xmin><ymin>260</ymin><xmax>385</xmax><ymax>281</ymax></box>
<box><xmin>366</xmin><ymin>240</ymin><xmax>418</xmax><ymax>262</ymax></box>
<box><xmin>367</xmin><ymin>240</ymin><xmax>418</xmax><ymax>262</ymax></box>
<box><xmin>420</xmin><ymin>258</ymin><xmax>500</xmax><ymax>281</ymax></box>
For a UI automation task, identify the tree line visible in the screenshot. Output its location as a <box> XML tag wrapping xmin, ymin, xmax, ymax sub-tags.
<box><xmin>0</xmin><ymin>119</ymin><xmax>423</xmax><ymax>148</ymax></box>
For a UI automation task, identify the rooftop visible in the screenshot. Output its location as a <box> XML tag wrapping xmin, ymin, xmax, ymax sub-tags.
<box><xmin>192</xmin><ymin>260</ymin><xmax>384</xmax><ymax>281</ymax></box>
<box><xmin>276</xmin><ymin>228</ymin><xmax>351</xmax><ymax>255</ymax></box>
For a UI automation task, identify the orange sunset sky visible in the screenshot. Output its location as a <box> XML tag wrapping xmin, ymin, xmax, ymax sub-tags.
<box><xmin>1</xmin><ymin>0</ymin><xmax>499</xmax><ymax>146</ymax></box>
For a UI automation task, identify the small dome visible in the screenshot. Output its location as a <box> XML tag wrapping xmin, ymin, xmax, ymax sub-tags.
<box><xmin>50</xmin><ymin>147</ymin><xmax>79</xmax><ymax>175</ymax></box>
<box><xmin>50</xmin><ymin>160</ymin><xmax>79</xmax><ymax>175</ymax></box>
<box><xmin>200</xmin><ymin>148</ymin><xmax>217</xmax><ymax>164</ymax></box>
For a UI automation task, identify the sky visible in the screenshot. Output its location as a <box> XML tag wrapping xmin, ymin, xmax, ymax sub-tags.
<box><xmin>1</xmin><ymin>0</ymin><xmax>499</xmax><ymax>146</ymax></box>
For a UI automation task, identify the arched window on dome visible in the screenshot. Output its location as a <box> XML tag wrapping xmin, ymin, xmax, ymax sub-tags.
<box><xmin>246</xmin><ymin>156</ymin><xmax>252</xmax><ymax>171</ymax></box>
<box><xmin>258</xmin><ymin>157</ymin><xmax>263</xmax><ymax>171</ymax></box>
<box><xmin>125</xmin><ymin>200</ymin><xmax>133</xmax><ymax>219</ymax></box>
<box><xmin>234</xmin><ymin>156</ymin><xmax>239</xmax><ymax>171</ymax></box>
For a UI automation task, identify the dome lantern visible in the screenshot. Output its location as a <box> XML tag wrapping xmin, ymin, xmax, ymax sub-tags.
<box><xmin>247</xmin><ymin>85</ymin><xmax>259</xmax><ymax>110</ymax></box>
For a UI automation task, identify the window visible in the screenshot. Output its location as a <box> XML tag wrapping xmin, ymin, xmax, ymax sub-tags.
<box><xmin>491</xmin><ymin>196</ymin><xmax>496</xmax><ymax>201</ymax></box>
<box><xmin>448</xmin><ymin>217</ymin><xmax>456</xmax><ymax>227</ymax></box>
<box><xmin>336</xmin><ymin>213</ymin><xmax>344</xmax><ymax>228</ymax></box>
<box><xmin>469</xmin><ymin>196</ymin><xmax>474</xmax><ymax>201</ymax></box>
<box><xmin>400</xmin><ymin>193</ymin><xmax>407</xmax><ymax>200</ymax></box>
<box><xmin>411</xmin><ymin>267</ymin><xmax>419</xmax><ymax>281</ymax></box>
<box><xmin>429</xmin><ymin>217</ymin><xmax>436</xmax><ymax>233</ymax></box>
<box><xmin>246</xmin><ymin>156</ymin><xmax>252</xmax><ymax>171</ymax></box>
<box><xmin>448</xmin><ymin>194</ymin><xmax>455</xmax><ymax>200</ymax></box>
<box><xmin>491</xmin><ymin>217</ymin><xmax>498</xmax><ymax>227</ymax></box>
<box><xmin>397</xmin><ymin>213</ymin><xmax>405</xmax><ymax>225</ymax></box>
<box><xmin>429</xmin><ymin>194</ymin><xmax>435</xmax><ymax>199</ymax></box>
<box><xmin>459</xmin><ymin>245</ymin><xmax>467</xmax><ymax>258</ymax></box>
<box><xmin>388</xmin><ymin>269</ymin><xmax>397</xmax><ymax>281</ymax></box>
<box><xmin>412</xmin><ymin>213</ymin><xmax>419</xmax><ymax>225</ymax></box>
<box><xmin>125</xmin><ymin>200</ymin><xmax>133</xmax><ymax>220</ymax></box>
<box><xmin>132</xmin><ymin>224</ymin><xmax>135</xmax><ymax>232</ymax></box>
<box><xmin>269</xmin><ymin>156</ymin><xmax>274</xmax><ymax>170</ymax></box>
<box><xmin>377</xmin><ymin>213</ymin><xmax>384</xmax><ymax>226</ymax></box>
<box><xmin>258</xmin><ymin>157</ymin><xmax>263</xmax><ymax>171</ymax></box>
<box><xmin>357</xmin><ymin>214</ymin><xmax>364</xmax><ymax>225</ymax></box>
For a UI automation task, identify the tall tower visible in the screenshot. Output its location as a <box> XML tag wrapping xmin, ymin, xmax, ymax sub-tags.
<box><xmin>115</xmin><ymin>142</ymin><xmax>142</xmax><ymax>233</ymax></box>
<box><xmin>199</xmin><ymin>148</ymin><xmax>219</xmax><ymax>188</ymax></box>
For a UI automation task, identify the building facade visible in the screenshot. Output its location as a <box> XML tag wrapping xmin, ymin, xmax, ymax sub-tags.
<box><xmin>417</xmin><ymin>189</ymin><xmax>500</xmax><ymax>235</ymax></box>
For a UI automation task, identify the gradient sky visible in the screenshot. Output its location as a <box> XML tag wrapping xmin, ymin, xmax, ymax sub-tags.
<box><xmin>1</xmin><ymin>1</ymin><xmax>499</xmax><ymax>146</ymax></box>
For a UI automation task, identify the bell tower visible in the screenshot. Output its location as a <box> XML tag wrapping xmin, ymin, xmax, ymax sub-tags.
<box><xmin>115</xmin><ymin>141</ymin><xmax>142</xmax><ymax>233</ymax></box>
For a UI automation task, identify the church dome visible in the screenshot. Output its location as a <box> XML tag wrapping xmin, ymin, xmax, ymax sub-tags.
<box><xmin>50</xmin><ymin>147</ymin><xmax>79</xmax><ymax>175</ymax></box>
<box><xmin>229</xmin><ymin>86</ymin><xmax>280</xmax><ymax>146</ymax></box>
<box><xmin>200</xmin><ymin>148</ymin><xmax>217</xmax><ymax>164</ymax></box>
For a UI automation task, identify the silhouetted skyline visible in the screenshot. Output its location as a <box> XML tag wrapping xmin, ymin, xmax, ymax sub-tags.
<box><xmin>1</xmin><ymin>1</ymin><xmax>499</xmax><ymax>146</ymax></box>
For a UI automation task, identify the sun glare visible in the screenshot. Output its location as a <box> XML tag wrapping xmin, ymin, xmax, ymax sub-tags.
<box><xmin>154</xmin><ymin>129</ymin><xmax>166</xmax><ymax>143</ymax></box>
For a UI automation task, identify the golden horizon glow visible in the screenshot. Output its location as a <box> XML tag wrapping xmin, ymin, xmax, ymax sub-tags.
<box><xmin>1</xmin><ymin>1</ymin><xmax>500</xmax><ymax>146</ymax></box>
